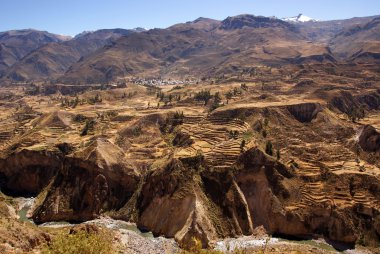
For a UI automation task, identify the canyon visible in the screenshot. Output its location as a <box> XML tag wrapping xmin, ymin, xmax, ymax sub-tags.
<box><xmin>0</xmin><ymin>13</ymin><xmax>379</xmax><ymax>254</ymax></box>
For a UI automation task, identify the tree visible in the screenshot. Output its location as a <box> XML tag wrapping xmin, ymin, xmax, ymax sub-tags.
<box><xmin>159</xmin><ymin>92</ymin><xmax>165</xmax><ymax>101</ymax></box>
<box><xmin>225</xmin><ymin>90</ymin><xmax>233</xmax><ymax>100</ymax></box>
<box><xmin>210</xmin><ymin>92</ymin><xmax>222</xmax><ymax>111</ymax></box>
<box><xmin>240</xmin><ymin>140</ymin><xmax>246</xmax><ymax>152</ymax></box>
<box><xmin>80</xmin><ymin>120</ymin><xmax>95</xmax><ymax>136</ymax></box>
<box><xmin>233</xmin><ymin>87</ymin><xmax>240</xmax><ymax>96</ymax></box>
<box><xmin>276</xmin><ymin>149</ymin><xmax>280</xmax><ymax>161</ymax></box>
<box><xmin>265</xmin><ymin>140</ymin><xmax>273</xmax><ymax>156</ymax></box>
<box><xmin>194</xmin><ymin>90</ymin><xmax>212</xmax><ymax>105</ymax></box>
<box><xmin>214</xmin><ymin>92</ymin><xmax>221</xmax><ymax>104</ymax></box>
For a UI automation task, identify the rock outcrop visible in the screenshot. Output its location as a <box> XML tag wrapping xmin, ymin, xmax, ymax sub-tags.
<box><xmin>134</xmin><ymin>157</ymin><xmax>254</xmax><ymax>248</ymax></box>
<box><xmin>0</xmin><ymin>149</ymin><xmax>61</xmax><ymax>196</ymax></box>
<box><xmin>32</xmin><ymin>138</ymin><xmax>140</xmax><ymax>223</ymax></box>
<box><xmin>358</xmin><ymin>125</ymin><xmax>380</xmax><ymax>152</ymax></box>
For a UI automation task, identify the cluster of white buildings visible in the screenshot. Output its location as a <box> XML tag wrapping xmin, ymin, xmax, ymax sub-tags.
<box><xmin>131</xmin><ymin>78</ymin><xmax>198</xmax><ymax>86</ymax></box>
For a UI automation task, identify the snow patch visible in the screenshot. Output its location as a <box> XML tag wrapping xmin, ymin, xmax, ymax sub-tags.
<box><xmin>282</xmin><ymin>14</ymin><xmax>318</xmax><ymax>23</ymax></box>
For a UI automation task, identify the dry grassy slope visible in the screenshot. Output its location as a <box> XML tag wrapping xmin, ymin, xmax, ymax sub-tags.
<box><xmin>1</xmin><ymin>29</ymin><xmax>138</xmax><ymax>82</ymax></box>
<box><xmin>59</xmin><ymin>15</ymin><xmax>335</xmax><ymax>84</ymax></box>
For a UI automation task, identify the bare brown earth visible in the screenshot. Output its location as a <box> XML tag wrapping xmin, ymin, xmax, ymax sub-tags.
<box><xmin>0</xmin><ymin>62</ymin><xmax>379</xmax><ymax>253</ymax></box>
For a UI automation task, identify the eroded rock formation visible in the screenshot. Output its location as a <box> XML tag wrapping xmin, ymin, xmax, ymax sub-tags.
<box><xmin>287</xmin><ymin>103</ymin><xmax>322</xmax><ymax>123</ymax></box>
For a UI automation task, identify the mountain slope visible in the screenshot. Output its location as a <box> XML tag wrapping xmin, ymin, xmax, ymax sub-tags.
<box><xmin>295</xmin><ymin>15</ymin><xmax>380</xmax><ymax>43</ymax></box>
<box><xmin>59</xmin><ymin>15</ymin><xmax>334</xmax><ymax>84</ymax></box>
<box><xmin>1</xmin><ymin>29</ymin><xmax>138</xmax><ymax>81</ymax></box>
<box><xmin>0</xmin><ymin>29</ymin><xmax>69</xmax><ymax>75</ymax></box>
<box><xmin>1</xmin><ymin>14</ymin><xmax>379</xmax><ymax>84</ymax></box>
<box><xmin>330</xmin><ymin>17</ymin><xmax>380</xmax><ymax>60</ymax></box>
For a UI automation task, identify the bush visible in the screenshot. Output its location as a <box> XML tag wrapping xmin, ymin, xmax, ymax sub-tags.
<box><xmin>41</xmin><ymin>227</ymin><xmax>115</xmax><ymax>254</ymax></box>
<box><xmin>180</xmin><ymin>237</ymin><xmax>223</xmax><ymax>254</ymax></box>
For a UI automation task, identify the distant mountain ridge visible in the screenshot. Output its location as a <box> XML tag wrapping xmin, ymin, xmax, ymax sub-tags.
<box><xmin>0</xmin><ymin>28</ymin><xmax>142</xmax><ymax>81</ymax></box>
<box><xmin>0</xmin><ymin>13</ymin><xmax>379</xmax><ymax>84</ymax></box>
<box><xmin>74</xmin><ymin>28</ymin><xmax>146</xmax><ymax>39</ymax></box>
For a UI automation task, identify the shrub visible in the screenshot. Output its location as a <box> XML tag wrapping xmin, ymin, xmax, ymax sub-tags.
<box><xmin>229</xmin><ymin>130</ymin><xmax>239</xmax><ymax>139</ymax></box>
<box><xmin>41</xmin><ymin>227</ymin><xmax>115</xmax><ymax>254</ymax></box>
<box><xmin>73</xmin><ymin>114</ymin><xmax>87</xmax><ymax>123</ymax></box>
<box><xmin>87</xmin><ymin>94</ymin><xmax>102</xmax><ymax>104</ymax></box>
<box><xmin>131</xmin><ymin>126</ymin><xmax>142</xmax><ymax>136</ymax></box>
<box><xmin>172</xmin><ymin>85</ymin><xmax>183</xmax><ymax>90</ymax></box>
<box><xmin>180</xmin><ymin>237</ymin><xmax>223</xmax><ymax>254</ymax></box>
<box><xmin>56</xmin><ymin>143</ymin><xmax>73</xmax><ymax>155</ymax></box>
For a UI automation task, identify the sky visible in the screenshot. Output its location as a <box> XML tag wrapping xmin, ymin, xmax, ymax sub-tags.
<box><xmin>1</xmin><ymin>0</ymin><xmax>380</xmax><ymax>36</ymax></box>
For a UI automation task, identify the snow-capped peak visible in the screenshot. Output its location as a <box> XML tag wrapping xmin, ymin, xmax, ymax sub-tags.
<box><xmin>282</xmin><ymin>14</ymin><xmax>318</xmax><ymax>23</ymax></box>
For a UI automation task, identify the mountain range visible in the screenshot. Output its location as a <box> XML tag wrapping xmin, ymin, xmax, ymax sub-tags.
<box><xmin>0</xmin><ymin>14</ymin><xmax>379</xmax><ymax>84</ymax></box>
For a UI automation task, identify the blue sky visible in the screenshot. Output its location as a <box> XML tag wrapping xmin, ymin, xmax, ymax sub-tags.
<box><xmin>1</xmin><ymin>0</ymin><xmax>380</xmax><ymax>36</ymax></box>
